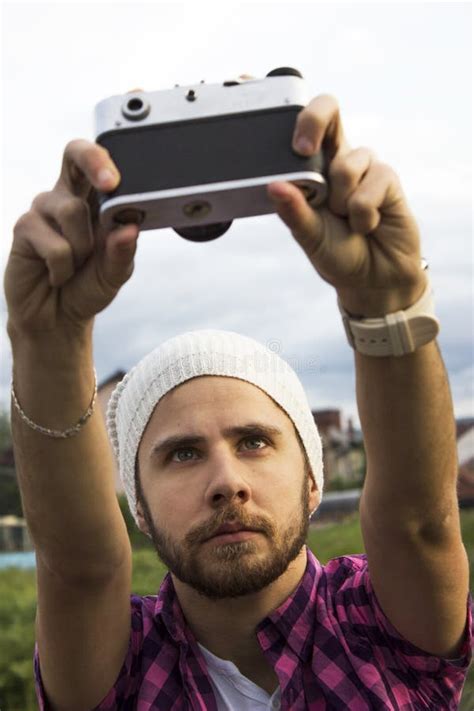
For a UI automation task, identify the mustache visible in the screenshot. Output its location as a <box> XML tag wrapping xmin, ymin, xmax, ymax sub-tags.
<box><xmin>185</xmin><ymin>505</ymin><xmax>275</xmax><ymax>546</ymax></box>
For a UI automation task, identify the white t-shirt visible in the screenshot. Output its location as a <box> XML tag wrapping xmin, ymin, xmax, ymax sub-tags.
<box><xmin>198</xmin><ymin>643</ymin><xmax>281</xmax><ymax>711</ymax></box>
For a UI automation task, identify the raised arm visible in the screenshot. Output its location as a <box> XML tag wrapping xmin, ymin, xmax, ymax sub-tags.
<box><xmin>267</xmin><ymin>94</ymin><xmax>469</xmax><ymax>659</ymax></box>
<box><xmin>4</xmin><ymin>139</ymin><xmax>142</xmax><ymax>708</ymax></box>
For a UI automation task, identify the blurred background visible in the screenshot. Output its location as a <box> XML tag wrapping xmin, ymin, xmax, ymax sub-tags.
<box><xmin>0</xmin><ymin>1</ymin><xmax>472</xmax><ymax>708</ymax></box>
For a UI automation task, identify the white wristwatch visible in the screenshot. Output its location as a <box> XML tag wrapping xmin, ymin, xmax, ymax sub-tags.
<box><xmin>338</xmin><ymin>272</ymin><xmax>440</xmax><ymax>357</ymax></box>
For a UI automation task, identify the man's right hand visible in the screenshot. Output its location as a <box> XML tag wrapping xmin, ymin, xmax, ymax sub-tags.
<box><xmin>4</xmin><ymin>139</ymin><xmax>140</xmax><ymax>338</ymax></box>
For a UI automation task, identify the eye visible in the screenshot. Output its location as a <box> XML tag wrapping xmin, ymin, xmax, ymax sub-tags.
<box><xmin>170</xmin><ymin>448</ymin><xmax>198</xmax><ymax>463</ymax></box>
<box><xmin>241</xmin><ymin>436</ymin><xmax>268</xmax><ymax>451</ymax></box>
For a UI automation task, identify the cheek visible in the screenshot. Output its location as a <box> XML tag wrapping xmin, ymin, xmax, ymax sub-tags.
<box><xmin>147</xmin><ymin>479</ymin><xmax>202</xmax><ymax>529</ymax></box>
<box><xmin>270</xmin><ymin>478</ymin><xmax>305</xmax><ymax>515</ymax></box>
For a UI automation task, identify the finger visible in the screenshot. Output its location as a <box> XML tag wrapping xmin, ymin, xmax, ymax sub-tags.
<box><xmin>59</xmin><ymin>223</ymin><xmax>140</xmax><ymax>321</ymax></box>
<box><xmin>328</xmin><ymin>147</ymin><xmax>377</xmax><ymax>217</ymax></box>
<box><xmin>126</xmin><ymin>87</ymin><xmax>145</xmax><ymax>93</ymax></box>
<box><xmin>292</xmin><ymin>94</ymin><xmax>352</xmax><ymax>161</ymax></box>
<box><xmin>12</xmin><ymin>211</ymin><xmax>74</xmax><ymax>287</ymax></box>
<box><xmin>101</xmin><ymin>224</ymin><xmax>140</xmax><ymax>288</ymax></box>
<box><xmin>346</xmin><ymin>162</ymin><xmax>404</xmax><ymax>235</ymax></box>
<box><xmin>267</xmin><ymin>181</ymin><xmax>325</xmax><ymax>258</ymax></box>
<box><xmin>56</xmin><ymin>139</ymin><xmax>121</xmax><ymax>199</ymax></box>
<box><xmin>31</xmin><ymin>189</ymin><xmax>94</xmax><ymax>269</ymax></box>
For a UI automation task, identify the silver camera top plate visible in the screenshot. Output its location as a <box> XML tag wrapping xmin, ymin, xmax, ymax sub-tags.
<box><xmin>94</xmin><ymin>75</ymin><xmax>310</xmax><ymax>138</ymax></box>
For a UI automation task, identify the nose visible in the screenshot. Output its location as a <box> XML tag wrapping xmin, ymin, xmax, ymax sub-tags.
<box><xmin>205</xmin><ymin>452</ymin><xmax>252</xmax><ymax>508</ymax></box>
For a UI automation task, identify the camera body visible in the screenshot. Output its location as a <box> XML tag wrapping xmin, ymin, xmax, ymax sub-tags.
<box><xmin>94</xmin><ymin>68</ymin><xmax>327</xmax><ymax>241</ymax></box>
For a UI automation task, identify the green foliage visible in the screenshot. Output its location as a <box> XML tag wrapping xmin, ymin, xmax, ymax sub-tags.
<box><xmin>459</xmin><ymin>508</ymin><xmax>474</xmax><ymax>582</ymax></box>
<box><xmin>131</xmin><ymin>548</ymin><xmax>169</xmax><ymax>596</ymax></box>
<box><xmin>0</xmin><ymin>410</ymin><xmax>12</xmax><ymax>451</ymax></box>
<box><xmin>0</xmin><ymin>468</ymin><xmax>23</xmax><ymax>517</ymax></box>
<box><xmin>117</xmin><ymin>493</ymin><xmax>154</xmax><ymax>550</ymax></box>
<box><xmin>307</xmin><ymin>512</ymin><xmax>365</xmax><ymax>561</ymax></box>
<box><xmin>0</xmin><ymin>567</ymin><xmax>37</xmax><ymax>710</ymax></box>
<box><xmin>1</xmin><ymin>510</ymin><xmax>473</xmax><ymax>710</ymax></box>
<box><xmin>327</xmin><ymin>475</ymin><xmax>364</xmax><ymax>492</ymax></box>
<box><xmin>0</xmin><ymin>410</ymin><xmax>22</xmax><ymax>518</ymax></box>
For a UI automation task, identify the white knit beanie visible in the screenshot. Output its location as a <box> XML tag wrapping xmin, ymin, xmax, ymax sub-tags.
<box><xmin>106</xmin><ymin>329</ymin><xmax>324</xmax><ymax>527</ymax></box>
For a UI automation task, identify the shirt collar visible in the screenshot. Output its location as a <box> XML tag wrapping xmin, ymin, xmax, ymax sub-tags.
<box><xmin>256</xmin><ymin>547</ymin><xmax>322</xmax><ymax>662</ymax></box>
<box><xmin>154</xmin><ymin>573</ymin><xmax>190</xmax><ymax>645</ymax></box>
<box><xmin>154</xmin><ymin>546</ymin><xmax>322</xmax><ymax>661</ymax></box>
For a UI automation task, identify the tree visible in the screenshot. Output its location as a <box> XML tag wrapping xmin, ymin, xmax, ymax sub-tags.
<box><xmin>0</xmin><ymin>409</ymin><xmax>12</xmax><ymax>451</ymax></box>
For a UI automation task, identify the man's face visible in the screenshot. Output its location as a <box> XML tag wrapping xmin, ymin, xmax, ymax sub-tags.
<box><xmin>136</xmin><ymin>376</ymin><xmax>319</xmax><ymax>600</ymax></box>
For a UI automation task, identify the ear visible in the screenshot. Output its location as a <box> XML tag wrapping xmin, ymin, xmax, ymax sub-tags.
<box><xmin>136</xmin><ymin>499</ymin><xmax>152</xmax><ymax>538</ymax></box>
<box><xmin>308</xmin><ymin>471</ymin><xmax>321</xmax><ymax>512</ymax></box>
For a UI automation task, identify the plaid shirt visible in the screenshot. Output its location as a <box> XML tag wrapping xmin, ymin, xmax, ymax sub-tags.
<box><xmin>34</xmin><ymin>548</ymin><xmax>473</xmax><ymax>710</ymax></box>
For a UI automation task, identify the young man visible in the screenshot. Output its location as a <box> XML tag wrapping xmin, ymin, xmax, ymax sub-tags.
<box><xmin>4</xmin><ymin>88</ymin><xmax>472</xmax><ymax>710</ymax></box>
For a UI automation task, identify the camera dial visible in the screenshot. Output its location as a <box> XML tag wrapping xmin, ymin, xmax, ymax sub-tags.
<box><xmin>113</xmin><ymin>208</ymin><xmax>146</xmax><ymax>226</ymax></box>
<box><xmin>121</xmin><ymin>96</ymin><xmax>151</xmax><ymax>121</ymax></box>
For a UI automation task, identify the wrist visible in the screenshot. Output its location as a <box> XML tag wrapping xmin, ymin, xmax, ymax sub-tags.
<box><xmin>336</xmin><ymin>274</ymin><xmax>429</xmax><ymax>319</ymax></box>
<box><xmin>338</xmin><ymin>273</ymin><xmax>440</xmax><ymax>358</ymax></box>
<box><xmin>8</xmin><ymin>319</ymin><xmax>94</xmax><ymax>365</ymax></box>
<box><xmin>9</xmin><ymin>322</ymin><xmax>96</xmax><ymax>432</ymax></box>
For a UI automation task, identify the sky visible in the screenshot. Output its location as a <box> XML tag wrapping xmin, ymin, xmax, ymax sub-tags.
<box><xmin>0</xmin><ymin>1</ymin><xmax>472</xmax><ymax>427</ymax></box>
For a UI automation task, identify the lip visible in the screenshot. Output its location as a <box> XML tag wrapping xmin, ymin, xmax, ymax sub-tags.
<box><xmin>206</xmin><ymin>530</ymin><xmax>260</xmax><ymax>544</ymax></box>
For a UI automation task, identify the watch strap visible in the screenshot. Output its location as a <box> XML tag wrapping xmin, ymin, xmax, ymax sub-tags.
<box><xmin>338</xmin><ymin>280</ymin><xmax>440</xmax><ymax>357</ymax></box>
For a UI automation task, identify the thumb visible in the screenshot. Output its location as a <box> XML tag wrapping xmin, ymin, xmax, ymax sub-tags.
<box><xmin>102</xmin><ymin>224</ymin><xmax>140</xmax><ymax>287</ymax></box>
<box><xmin>267</xmin><ymin>182</ymin><xmax>324</xmax><ymax>256</ymax></box>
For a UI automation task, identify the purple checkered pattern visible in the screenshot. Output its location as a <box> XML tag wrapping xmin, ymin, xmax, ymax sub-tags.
<box><xmin>34</xmin><ymin>548</ymin><xmax>473</xmax><ymax>709</ymax></box>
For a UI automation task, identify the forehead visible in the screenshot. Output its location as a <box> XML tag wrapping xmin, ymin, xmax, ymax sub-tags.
<box><xmin>147</xmin><ymin>376</ymin><xmax>293</xmax><ymax>430</ymax></box>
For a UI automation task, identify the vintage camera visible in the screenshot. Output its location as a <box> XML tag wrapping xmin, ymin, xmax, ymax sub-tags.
<box><xmin>93</xmin><ymin>67</ymin><xmax>328</xmax><ymax>242</ymax></box>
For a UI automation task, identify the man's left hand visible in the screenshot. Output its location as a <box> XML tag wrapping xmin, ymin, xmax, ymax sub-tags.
<box><xmin>267</xmin><ymin>94</ymin><xmax>427</xmax><ymax>317</ymax></box>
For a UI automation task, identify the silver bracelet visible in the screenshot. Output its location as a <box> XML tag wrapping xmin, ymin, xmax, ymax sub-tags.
<box><xmin>11</xmin><ymin>370</ymin><xmax>98</xmax><ymax>438</ymax></box>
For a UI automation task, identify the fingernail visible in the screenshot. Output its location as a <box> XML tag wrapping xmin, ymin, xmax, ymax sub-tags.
<box><xmin>294</xmin><ymin>136</ymin><xmax>314</xmax><ymax>154</ymax></box>
<box><xmin>97</xmin><ymin>168</ymin><xmax>118</xmax><ymax>187</ymax></box>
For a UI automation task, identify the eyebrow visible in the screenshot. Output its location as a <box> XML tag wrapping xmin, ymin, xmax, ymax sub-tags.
<box><xmin>150</xmin><ymin>422</ymin><xmax>284</xmax><ymax>462</ymax></box>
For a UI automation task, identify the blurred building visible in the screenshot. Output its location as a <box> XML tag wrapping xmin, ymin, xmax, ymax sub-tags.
<box><xmin>457</xmin><ymin>424</ymin><xmax>474</xmax><ymax>507</ymax></box>
<box><xmin>457</xmin><ymin>417</ymin><xmax>474</xmax><ymax>439</ymax></box>
<box><xmin>0</xmin><ymin>515</ymin><xmax>32</xmax><ymax>552</ymax></box>
<box><xmin>312</xmin><ymin>409</ymin><xmax>365</xmax><ymax>490</ymax></box>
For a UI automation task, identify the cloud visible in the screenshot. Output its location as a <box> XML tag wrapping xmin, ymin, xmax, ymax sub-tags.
<box><xmin>1</xmin><ymin>1</ymin><xmax>471</xmax><ymax>427</ymax></box>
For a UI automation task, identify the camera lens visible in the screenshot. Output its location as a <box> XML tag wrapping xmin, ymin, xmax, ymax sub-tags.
<box><xmin>173</xmin><ymin>221</ymin><xmax>233</xmax><ymax>242</ymax></box>
<box><xmin>266</xmin><ymin>67</ymin><xmax>303</xmax><ymax>78</ymax></box>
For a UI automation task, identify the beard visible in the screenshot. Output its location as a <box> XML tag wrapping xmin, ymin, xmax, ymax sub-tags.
<box><xmin>137</xmin><ymin>475</ymin><xmax>311</xmax><ymax>600</ymax></box>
